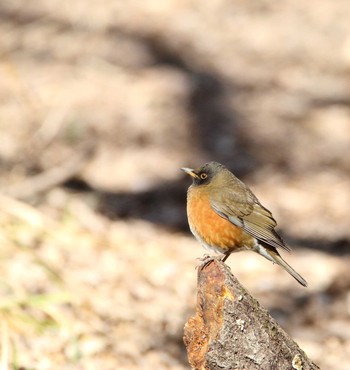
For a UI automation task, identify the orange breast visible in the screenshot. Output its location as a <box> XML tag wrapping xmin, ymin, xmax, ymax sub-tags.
<box><xmin>187</xmin><ymin>187</ymin><xmax>246</xmax><ymax>251</ymax></box>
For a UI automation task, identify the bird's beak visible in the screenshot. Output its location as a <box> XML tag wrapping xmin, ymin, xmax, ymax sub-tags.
<box><xmin>181</xmin><ymin>167</ymin><xmax>199</xmax><ymax>179</ymax></box>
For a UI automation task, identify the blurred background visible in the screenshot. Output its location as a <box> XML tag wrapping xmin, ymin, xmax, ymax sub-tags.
<box><xmin>0</xmin><ymin>0</ymin><xmax>350</xmax><ymax>369</ymax></box>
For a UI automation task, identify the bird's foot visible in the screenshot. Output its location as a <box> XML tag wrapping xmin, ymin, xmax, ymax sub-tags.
<box><xmin>196</xmin><ymin>254</ymin><xmax>221</xmax><ymax>270</ymax></box>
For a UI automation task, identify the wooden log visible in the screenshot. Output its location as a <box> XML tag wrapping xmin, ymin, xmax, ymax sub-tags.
<box><xmin>183</xmin><ymin>258</ymin><xmax>319</xmax><ymax>370</ymax></box>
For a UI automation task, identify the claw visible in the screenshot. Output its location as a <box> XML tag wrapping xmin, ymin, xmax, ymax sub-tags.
<box><xmin>196</xmin><ymin>254</ymin><xmax>222</xmax><ymax>270</ymax></box>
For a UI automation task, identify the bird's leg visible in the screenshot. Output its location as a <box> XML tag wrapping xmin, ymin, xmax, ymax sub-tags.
<box><xmin>221</xmin><ymin>251</ymin><xmax>231</xmax><ymax>263</ymax></box>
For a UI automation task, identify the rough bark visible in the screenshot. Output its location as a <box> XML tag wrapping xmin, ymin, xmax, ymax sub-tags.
<box><xmin>183</xmin><ymin>258</ymin><xmax>319</xmax><ymax>370</ymax></box>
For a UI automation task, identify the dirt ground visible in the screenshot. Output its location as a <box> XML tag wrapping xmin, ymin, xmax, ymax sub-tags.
<box><xmin>0</xmin><ymin>1</ymin><xmax>350</xmax><ymax>369</ymax></box>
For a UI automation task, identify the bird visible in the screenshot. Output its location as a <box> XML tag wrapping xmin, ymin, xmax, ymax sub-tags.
<box><xmin>181</xmin><ymin>161</ymin><xmax>307</xmax><ymax>287</ymax></box>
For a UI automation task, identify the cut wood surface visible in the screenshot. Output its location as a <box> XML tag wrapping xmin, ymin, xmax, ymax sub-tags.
<box><xmin>183</xmin><ymin>258</ymin><xmax>320</xmax><ymax>370</ymax></box>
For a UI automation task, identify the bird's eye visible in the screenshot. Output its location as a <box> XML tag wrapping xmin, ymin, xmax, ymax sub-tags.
<box><xmin>200</xmin><ymin>173</ymin><xmax>207</xmax><ymax>180</ymax></box>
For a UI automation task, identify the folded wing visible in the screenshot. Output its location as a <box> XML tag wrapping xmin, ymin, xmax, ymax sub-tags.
<box><xmin>211</xmin><ymin>187</ymin><xmax>290</xmax><ymax>252</ymax></box>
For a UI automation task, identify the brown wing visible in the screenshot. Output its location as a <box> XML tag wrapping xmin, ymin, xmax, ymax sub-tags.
<box><xmin>210</xmin><ymin>186</ymin><xmax>290</xmax><ymax>252</ymax></box>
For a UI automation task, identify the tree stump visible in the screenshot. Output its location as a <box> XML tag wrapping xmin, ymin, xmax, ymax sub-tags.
<box><xmin>183</xmin><ymin>258</ymin><xmax>319</xmax><ymax>370</ymax></box>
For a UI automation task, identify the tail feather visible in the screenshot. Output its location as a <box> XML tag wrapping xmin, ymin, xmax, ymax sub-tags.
<box><xmin>255</xmin><ymin>243</ymin><xmax>307</xmax><ymax>287</ymax></box>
